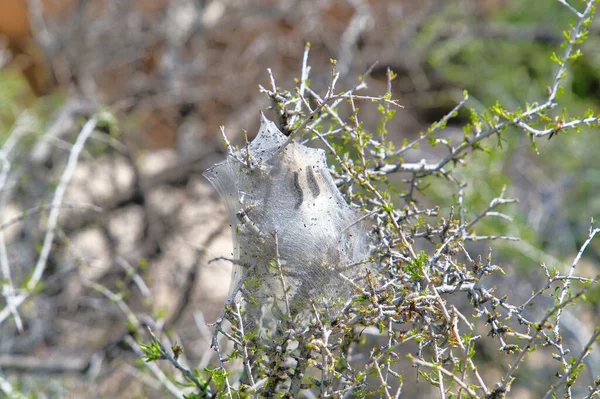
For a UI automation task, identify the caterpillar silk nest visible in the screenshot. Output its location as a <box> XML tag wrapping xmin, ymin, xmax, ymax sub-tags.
<box><xmin>204</xmin><ymin>114</ymin><xmax>372</xmax><ymax>331</ymax></box>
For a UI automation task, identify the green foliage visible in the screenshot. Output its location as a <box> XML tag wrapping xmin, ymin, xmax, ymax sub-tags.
<box><xmin>139</xmin><ymin>340</ymin><xmax>162</xmax><ymax>362</ymax></box>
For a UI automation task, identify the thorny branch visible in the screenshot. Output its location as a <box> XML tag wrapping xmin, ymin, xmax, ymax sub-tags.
<box><xmin>202</xmin><ymin>1</ymin><xmax>600</xmax><ymax>397</ymax></box>
<box><xmin>374</xmin><ymin>0</ymin><xmax>599</xmax><ymax>177</ymax></box>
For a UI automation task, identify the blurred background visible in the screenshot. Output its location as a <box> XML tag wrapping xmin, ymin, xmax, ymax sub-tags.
<box><xmin>0</xmin><ymin>0</ymin><xmax>598</xmax><ymax>397</ymax></box>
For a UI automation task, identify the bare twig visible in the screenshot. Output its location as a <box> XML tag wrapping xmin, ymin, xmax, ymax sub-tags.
<box><xmin>0</xmin><ymin>116</ymin><xmax>99</xmax><ymax>326</ymax></box>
